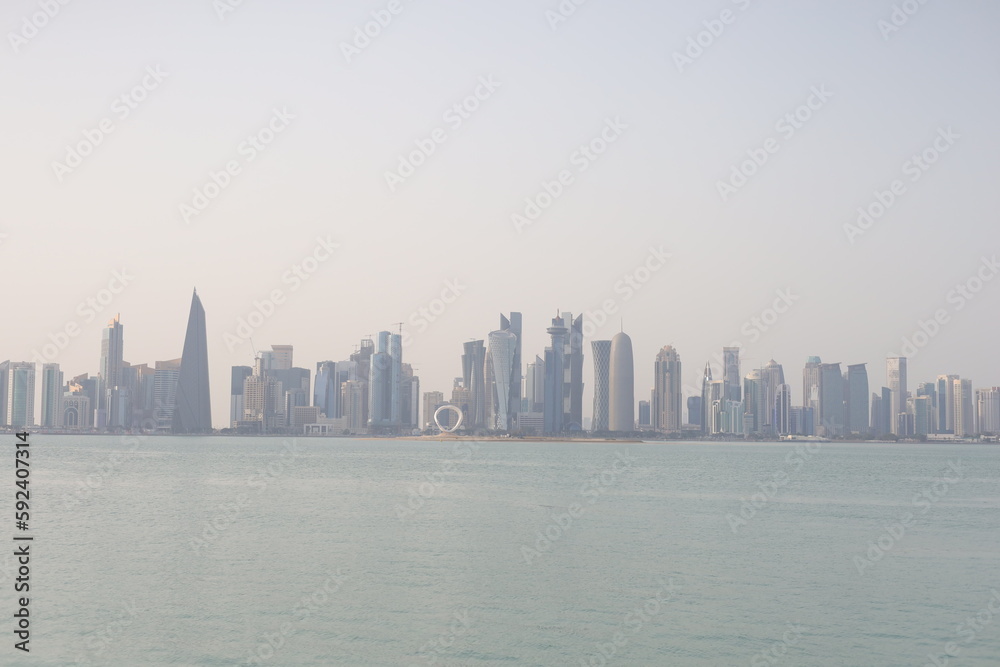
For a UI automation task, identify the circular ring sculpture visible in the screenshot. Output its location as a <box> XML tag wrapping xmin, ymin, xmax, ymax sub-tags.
<box><xmin>433</xmin><ymin>405</ymin><xmax>464</xmax><ymax>433</ymax></box>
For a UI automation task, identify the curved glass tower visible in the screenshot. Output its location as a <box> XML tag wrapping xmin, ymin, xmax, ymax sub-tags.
<box><xmin>486</xmin><ymin>330</ymin><xmax>518</xmax><ymax>431</ymax></box>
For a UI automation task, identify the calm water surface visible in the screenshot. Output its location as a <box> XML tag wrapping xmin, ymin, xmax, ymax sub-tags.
<box><xmin>11</xmin><ymin>436</ymin><xmax>1000</xmax><ymax>666</ymax></box>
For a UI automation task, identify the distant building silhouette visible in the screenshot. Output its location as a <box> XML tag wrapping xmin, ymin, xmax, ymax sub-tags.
<box><xmin>173</xmin><ymin>290</ymin><xmax>212</xmax><ymax>433</ymax></box>
<box><xmin>591</xmin><ymin>340</ymin><xmax>611</xmax><ymax>431</ymax></box>
<box><xmin>608</xmin><ymin>331</ymin><xmax>634</xmax><ymax>433</ymax></box>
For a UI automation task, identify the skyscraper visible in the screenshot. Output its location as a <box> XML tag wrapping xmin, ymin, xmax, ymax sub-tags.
<box><xmin>886</xmin><ymin>357</ymin><xmax>908</xmax><ymax>435</ymax></box>
<box><xmin>6</xmin><ymin>362</ymin><xmax>36</xmax><ymax>428</ymax></box>
<box><xmin>870</xmin><ymin>392</ymin><xmax>883</xmax><ymax>436</ymax></box>
<box><xmin>173</xmin><ymin>290</ymin><xmax>212</xmax><ymax>433</ymax></box>
<box><xmin>562</xmin><ymin>313</ymin><xmax>584</xmax><ymax>430</ymax></box>
<box><xmin>591</xmin><ymin>340</ymin><xmax>612</xmax><ymax>432</ymax></box>
<box><xmin>916</xmin><ymin>382</ymin><xmax>938</xmax><ymax>434</ymax></box>
<box><xmin>350</xmin><ymin>338</ymin><xmax>374</xmax><ymax>427</ymax></box>
<box><xmin>846</xmin><ymin>363</ymin><xmax>870</xmax><ymax>436</ymax></box>
<box><xmin>818</xmin><ymin>362</ymin><xmax>845</xmax><ymax>437</ymax></box>
<box><xmin>41</xmin><ymin>363</ymin><xmax>63</xmax><ymax>428</ymax></box>
<box><xmin>608</xmin><ymin>331</ymin><xmax>634</xmax><ymax>433</ymax></box>
<box><xmin>314</xmin><ymin>361</ymin><xmax>337</xmax><ymax>419</ymax></box>
<box><xmin>652</xmin><ymin>346</ymin><xmax>682</xmax><ymax>434</ymax></box>
<box><xmin>423</xmin><ymin>391</ymin><xmax>445</xmax><ymax>430</ymax></box>
<box><xmin>803</xmin><ymin>356</ymin><xmax>822</xmax><ymax>434</ymax></box>
<box><xmin>231</xmin><ymin>365</ymin><xmax>253</xmax><ymax>428</ymax></box>
<box><xmin>723</xmin><ymin>347</ymin><xmax>741</xmax><ymax>403</ymax></box>
<box><xmin>543</xmin><ymin>316</ymin><xmax>567</xmax><ymax>434</ymax></box>
<box><xmin>976</xmin><ymin>387</ymin><xmax>1000</xmax><ymax>435</ymax></box>
<box><xmin>524</xmin><ymin>355</ymin><xmax>545</xmax><ymax>414</ymax></box>
<box><xmin>743</xmin><ymin>369</ymin><xmax>762</xmax><ymax>434</ymax></box>
<box><xmin>243</xmin><ymin>356</ymin><xmax>281</xmax><ymax>433</ymax></box>
<box><xmin>775</xmin><ymin>384</ymin><xmax>792</xmax><ymax>435</ymax></box>
<box><xmin>262</xmin><ymin>344</ymin><xmax>293</xmax><ymax>371</ymax></box>
<box><xmin>913</xmin><ymin>396</ymin><xmax>932</xmax><ymax>436</ymax></box>
<box><xmin>500</xmin><ymin>312</ymin><xmax>522</xmax><ymax>427</ymax></box>
<box><xmin>880</xmin><ymin>386</ymin><xmax>893</xmax><ymax>436</ymax></box>
<box><xmin>369</xmin><ymin>331</ymin><xmax>403</xmax><ymax>430</ymax></box>
<box><xmin>99</xmin><ymin>315</ymin><xmax>124</xmax><ymax>429</ymax></box>
<box><xmin>937</xmin><ymin>374</ymin><xmax>959</xmax><ymax>433</ymax></box>
<box><xmin>687</xmin><ymin>396</ymin><xmax>702</xmax><ymax>429</ymax></box>
<box><xmin>638</xmin><ymin>400</ymin><xmax>650</xmax><ymax>427</ymax></box>
<box><xmin>462</xmin><ymin>340</ymin><xmax>486</xmax><ymax>430</ymax></box>
<box><xmin>700</xmin><ymin>362</ymin><xmax>713</xmax><ymax>435</ymax></box>
<box><xmin>759</xmin><ymin>360</ymin><xmax>785</xmax><ymax>436</ymax></box>
<box><xmin>400</xmin><ymin>363</ymin><xmax>419</xmax><ymax>430</ymax></box>
<box><xmin>486</xmin><ymin>329</ymin><xmax>518</xmax><ymax>431</ymax></box>
<box><xmin>953</xmin><ymin>377</ymin><xmax>974</xmax><ymax>437</ymax></box>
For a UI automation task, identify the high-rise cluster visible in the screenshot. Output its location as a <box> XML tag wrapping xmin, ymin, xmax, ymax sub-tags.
<box><xmin>0</xmin><ymin>290</ymin><xmax>211</xmax><ymax>433</ymax></box>
<box><xmin>4</xmin><ymin>300</ymin><xmax>1000</xmax><ymax>440</ymax></box>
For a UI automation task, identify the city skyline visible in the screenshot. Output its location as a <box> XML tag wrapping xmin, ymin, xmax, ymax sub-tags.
<box><xmin>4</xmin><ymin>295</ymin><xmax>1000</xmax><ymax>436</ymax></box>
<box><xmin>2</xmin><ymin>1</ymin><xmax>998</xmax><ymax>433</ymax></box>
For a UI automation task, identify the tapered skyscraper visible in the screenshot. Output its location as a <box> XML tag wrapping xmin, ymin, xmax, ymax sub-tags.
<box><xmin>608</xmin><ymin>331</ymin><xmax>634</xmax><ymax>433</ymax></box>
<box><xmin>173</xmin><ymin>290</ymin><xmax>212</xmax><ymax>433</ymax></box>
<box><xmin>486</xmin><ymin>330</ymin><xmax>518</xmax><ymax>431</ymax></box>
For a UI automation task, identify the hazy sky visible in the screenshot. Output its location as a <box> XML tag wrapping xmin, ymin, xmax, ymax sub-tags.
<box><xmin>3</xmin><ymin>0</ymin><xmax>999</xmax><ymax>428</ymax></box>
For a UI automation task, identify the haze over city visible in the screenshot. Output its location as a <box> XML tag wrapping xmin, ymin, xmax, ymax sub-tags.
<box><xmin>2</xmin><ymin>0</ymin><xmax>999</xmax><ymax>429</ymax></box>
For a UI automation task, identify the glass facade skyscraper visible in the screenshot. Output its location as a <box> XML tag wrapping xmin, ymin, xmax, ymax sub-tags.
<box><xmin>591</xmin><ymin>340</ymin><xmax>611</xmax><ymax>432</ymax></box>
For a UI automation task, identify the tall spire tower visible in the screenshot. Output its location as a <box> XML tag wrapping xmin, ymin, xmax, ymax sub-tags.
<box><xmin>173</xmin><ymin>289</ymin><xmax>212</xmax><ymax>433</ymax></box>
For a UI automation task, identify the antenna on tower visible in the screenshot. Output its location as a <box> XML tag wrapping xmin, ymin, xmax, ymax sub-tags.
<box><xmin>394</xmin><ymin>322</ymin><xmax>404</xmax><ymax>335</ymax></box>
